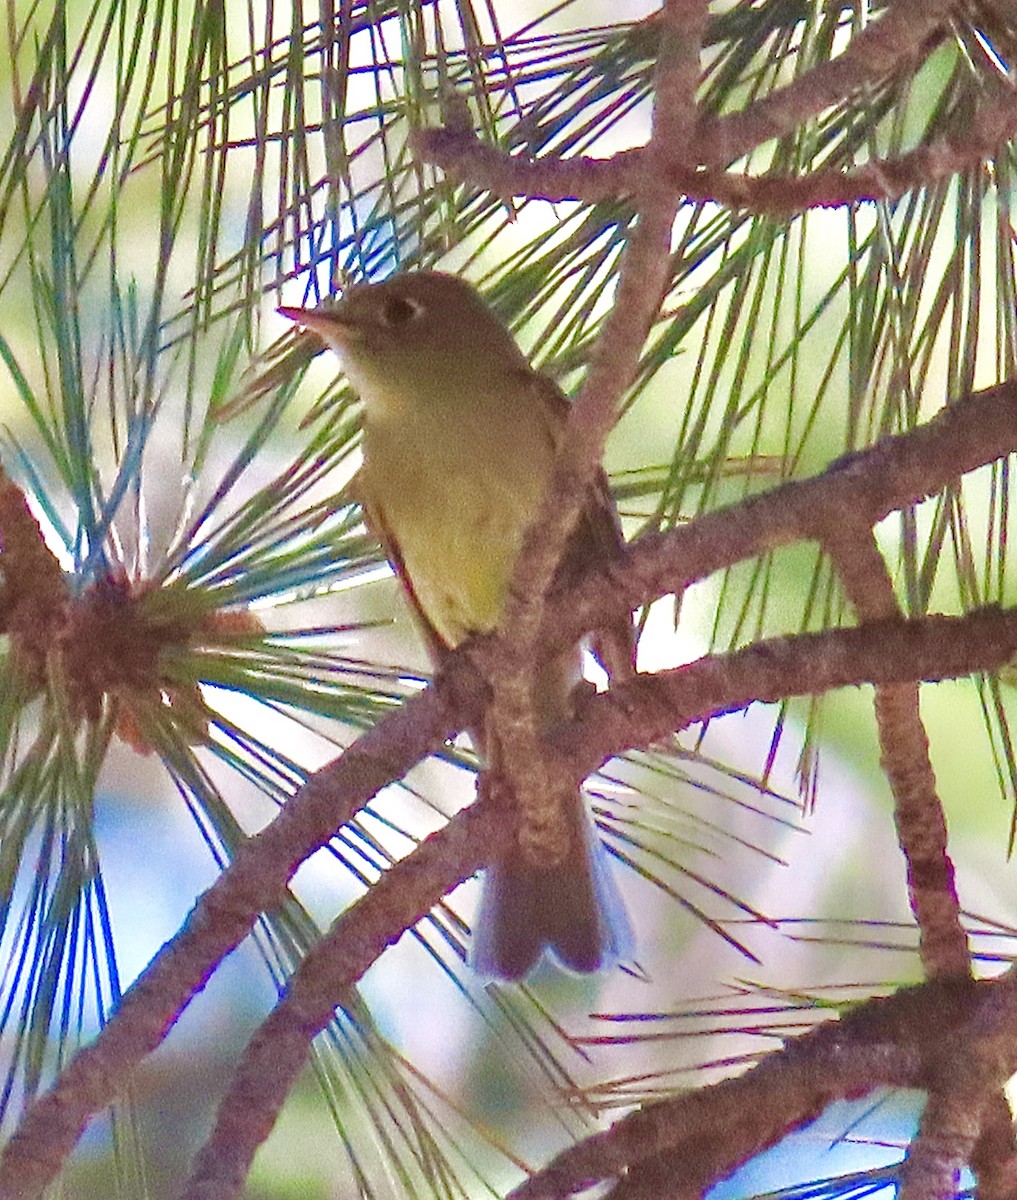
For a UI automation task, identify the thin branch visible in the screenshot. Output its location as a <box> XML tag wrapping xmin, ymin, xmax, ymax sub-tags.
<box><xmin>822</xmin><ymin>524</ymin><xmax>969</xmax><ymax>980</ymax></box>
<box><xmin>409</xmin><ymin>125</ymin><xmax>638</xmax><ymax>202</ymax></box>
<box><xmin>873</xmin><ymin>683</ymin><xmax>968</xmax><ymax>972</ymax></box>
<box><xmin>415</xmin><ymin>98</ymin><xmax>1017</xmax><ymax>215</ymax></box>
<box><xmin>730</xmin><ymin>83</ymin><xmax>1017</xmax><ymax>211</ymax></box>
<box><xmin>822</xmin><ymin>523</ymin><xmax>975</xmax><ymax>1198</ymax></box>
<box><xmin>484</xmin><ymin>0</ymin><xmax>699</xmax><ymax>865</ymax></box>
<box><xmin>689</xmin><ymin>0</ymin><xmax>957</xmax><ymax>168</ymax></box>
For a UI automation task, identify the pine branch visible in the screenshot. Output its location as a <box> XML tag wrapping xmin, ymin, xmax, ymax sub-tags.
<box><xmin>6</xmin><ymin>596</ymin><xmax>1013</xmax><ymax>1199</ymax></box>
<box><xmin>506</xmin><ymin>976</ymin><xmax>1013</xmax><ymax>1200</ymax></box>
<box><xmin>547</xmin><ymin>382</ymin><xmax>1017</xmax><ymax>655</ymax></box>
<box><xmin>3</xmin><ymin>372</ymin><xmax>1017</xmax><ymax>1197</ymax></box>
<box><xmin>5</xmin><ymin>2</ymin><xmax>1017</xmax><ymax>1195</ymax></box>
<box><xmin>822</xmin><ymin>524</ymin><xmax>967</xmax><ymax>981</ymax></box>
<box><xmin>0</xmin><ymin>662</ymin><xmax>482</xmax><ymax>1200</ymax></box>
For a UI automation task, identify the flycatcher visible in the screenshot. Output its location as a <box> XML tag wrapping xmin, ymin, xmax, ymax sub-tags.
<box><xmin>280</xmin><ymin>271</ymin><xmax>633</xmax><ymax>979</ymax></box>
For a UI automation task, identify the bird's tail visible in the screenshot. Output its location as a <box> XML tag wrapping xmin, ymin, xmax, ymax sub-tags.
<box><xmin>471</xmin><ymin>787</ymin><xmax>633</xmax><ymax>981</ymax></box>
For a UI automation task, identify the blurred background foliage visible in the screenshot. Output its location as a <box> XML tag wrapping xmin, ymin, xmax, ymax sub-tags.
<box><xmin>2</xmin><ymin>0</ymin><xmax>1017</xmax><ymax>1196</ymax></box>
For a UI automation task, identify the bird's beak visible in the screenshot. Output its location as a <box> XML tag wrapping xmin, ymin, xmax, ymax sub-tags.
<box><xmin>277</xmin><ymin>304</ymin><xmax>313</xmax><ymax>326</ymax></box>
<box><xmin>277</xmin><ymin>305</ymin><xmax>363</xmax><ymax>343</ymax></box>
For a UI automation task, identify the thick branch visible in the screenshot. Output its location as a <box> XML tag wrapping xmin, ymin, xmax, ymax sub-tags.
<box><xmin>547</xmin><ymin>383</ymin><xmax>1017</xmax><ymax>655</ymax></box>
<box><xmin>560</xmin><ymin>607</ymin><xmax>1017</xmax><ymax>778</ymax></box>
<box><xmin>180</xmin><ymin>800</ymin><xmax>498</xmax><ymax>1200</ymax></box>
<box><xmin>486</xmin><ymin>0</ymin><xmax>696</xmax><ymax>864</ymax></box>
<box><xmin>519</xmin><ymin>970</ymin><xmax>1017</xmax><ymax>1197</ymax></box>
<box><xmin>509</xmin><ymin>978</ymin><xmax>993</xmax><ymax>1199</ymax></box>
<box><xmin>0</xmin><ymin>666</ymin><xmax>483</xmax><ymax>1200</ymax></box>
<box><xmin>901</xmin><ymin>969</ymin><xmax>1017</xmax><ymax>1200</ymax></box>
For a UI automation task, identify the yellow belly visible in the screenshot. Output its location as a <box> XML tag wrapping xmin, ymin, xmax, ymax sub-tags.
<box><xmin>381</xmin><ymin>455</ymin><xmax>546</xmax><ymax>646</ymax></box>
<box><xmin>359</xmin><ymin>370</ymin><xmax>562</xmax><ymax>649</ymax></box>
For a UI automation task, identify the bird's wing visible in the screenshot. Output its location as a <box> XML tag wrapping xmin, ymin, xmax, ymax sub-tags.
<box><xmin>525</xmin><ymin>372</ymin><xmax>636</xmax><ymax>680</ymax></box>
<box><xmin>350</xmin><ymin>466</ymin><xmax>453</xmax><ymax>665</ymax></box>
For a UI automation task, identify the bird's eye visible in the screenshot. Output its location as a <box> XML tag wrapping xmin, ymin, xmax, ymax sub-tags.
<box><xmin>380</xmin><ymin>295</ymin><xmax>423</xmax><ymax>326</ymax></box>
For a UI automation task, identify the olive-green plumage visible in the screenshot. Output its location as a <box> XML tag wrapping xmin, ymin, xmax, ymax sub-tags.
<box><xmin>280</xmin><ymin>271</ymin><xmax>633</xmax><ymax>979</ymax></box>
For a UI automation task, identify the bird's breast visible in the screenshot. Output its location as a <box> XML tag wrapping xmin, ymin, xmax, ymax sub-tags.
<box><xmin>362</xmin><ymin>399</ymin><xmax>557</xmax><ymax>647</ymax></box>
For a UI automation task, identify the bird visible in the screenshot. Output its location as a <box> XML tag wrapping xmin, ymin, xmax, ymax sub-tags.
<box><xmin>279</xmin><ymin>270</ymin><xmax>634</xmax><ymax>979</ymax></box>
